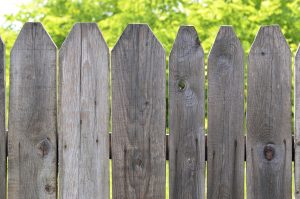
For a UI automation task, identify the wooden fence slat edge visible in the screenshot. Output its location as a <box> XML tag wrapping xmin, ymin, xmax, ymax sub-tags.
<box><xmin>112</xmin><ymin>24</ymin><xmax>166</xmax><ymax>198</ymax></box>
<box><xmin>58</xmin><ymin>22</ymin><xmax>110</xmax><ymax>198</ymax></box>
<box><xmin>169</xmin><ymin>25</ymin><xmax>205</xmax><ymax>199</ymax></box>
<box><xmin>8</xmin><ymin>22</ymin><xmax>57</xmax><ymax>199</ymax></box>
<box><xmin>294</xmin><ymin>45</ymin><xmax>300</xmax><ymax>198</ymax></box>
<box><xmin>0</xmin><ymin>36</ymin><xmax>6</xmax><ymax>199</ymax></box>
<box><xmin>247</xmin><ymin>25</ymin><xmax>292</xmax><ymax>199</ymax></box>
<box><xmin>207</xmin><ymin>25</ymin><xmax>244</xmax><ymax>199</ymax></box>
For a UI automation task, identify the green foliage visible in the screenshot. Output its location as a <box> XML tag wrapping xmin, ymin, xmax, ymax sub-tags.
<box><xmin>0</xmin><ymin>1</ymin><xmax>298</xmax><ymax>197</ymax></box>
<box><xmin>4</xmin><ymin>0</ymin><xmax>300</xmax><ymax>54</ymax></box>
<box><xmin>1</xmin><ymin>0</ymin><xmax>300</xmax><ymax>131</ymax></box>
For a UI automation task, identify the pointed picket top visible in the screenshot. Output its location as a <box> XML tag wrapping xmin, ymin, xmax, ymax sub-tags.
<box><xmin>60</xmin><ymin>23</ymin><xmax>108</xmax><ymax>53</ymax></box>
<box><xmin>0</xmin><ymin>36</ymin><xmax>4</xmax><ymax>59</ymax></box>
<box><xmin>11</xmin><ymin>22</ymin><xmax>56</xmax><ymax>52</ymax></box>
<box><xmin>207</xmin><ymin>25</ymin><xmax>244</xmax><ymax>199</ymax></box>
<box><xmin>247</xmin><ymin>24</ymin><xmax>291</xmax><ymax>199</ymax></box>
<box><xmin>209</xmin><ymin>26</ymin><xmax>243</xmax><ymax>59</ymax></box>
<box><xmin>111</xmin><ymin>23</ymin><xmax>166</xmax><ymax>198</ymax></box>
<box><xmin>249</xmin><ymin>25</ymin><xmax>291</xmax><ymax>56</ymax></box>
<box><xmin>170</xmin><ymin>25</ymin><xmax>204</xmax><ymax>57</ymax></box>
<box><xmin>59</xmin><ymin>23</ymin><xmax>81</xmax><ymax>53</ymax></box>
<box><xmin>296</xmin><ymin>44</ymin><xmax>300</xmax><ymax>59</ymax></box>
<box><xmin>0</xmin><ymin>35</ymin><xmax>4</xmax><ymax>62</ymax></box>
<box><xmin>112</xmin><ymin>24</ymin><xmax>164</xmax><ymax>54</ymax></box>
<box><xmin>0</xmin><ymin>36</ymin><xmax>4</xmax><ymax>56</ymax></box>
<box><xmin>169</xmin><ymin>25</ymin><xmax>205</xmax><ymax>199</ymax></box>
<box><xmin>8</xmin><ymin>21</ymin><xmax>57</xmax><ymax>198</ymax></box>
<box><xmin>0</xmin><ymin>36</ymin><xmax>3</xmax><ymax>48</ymax></box>
<box><xmin>58</xmin><ymin>22</ymin><xmax>109</xmax><ymax>198</ymax></box>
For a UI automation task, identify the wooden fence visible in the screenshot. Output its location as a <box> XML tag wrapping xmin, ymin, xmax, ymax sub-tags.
<box><xmin>0</xmin><ymin>22</ymin><xmax>298</xmax><ymax>199</ymax></box>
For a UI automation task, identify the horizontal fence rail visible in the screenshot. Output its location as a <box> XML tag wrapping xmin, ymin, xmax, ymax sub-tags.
<box><xmin>2</xmin><ymin>131</ymin><xmax>297</xmax><ymax>161</ymax></box>
<box><xmin>0</xmin><ymin>22</ymin><xmax>299</xmax><ymax>198</ymax></box>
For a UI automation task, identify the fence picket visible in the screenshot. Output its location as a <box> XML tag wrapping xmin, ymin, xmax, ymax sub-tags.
<box><xmin>295</xmin><ymin>46</ymin><xmax>300</xmax><ymax>199</ymax></box>
<box><xmin>0</xmin><ymin>36</ymin><xmax>6</xmax><ymax>199</ymax></box>
<box><xmin>247</xmin><ymin>25</ymin><xmax>292</xmax><ymax>199</ymax></box>
<box><xmin>1</xmin><ymin>22</ymin><xmax>299</xmax><ymax>198</ymax></box>
<box><xmin>169</xmin><ymin>26</ymin><xmax>205</xmax><ymax>199</ymax></box>
<box><xmin>58</xmin><ymin>23</ymin><xmax>109</xmax><ymax>198</ymax></box>
<box><xmin>111</xmin><ymin>24</ymin><xmax>166</xmax><ymax>198</ymax></box>
<box><xmin>207</xmin><ymin>26</ymin><xmax>244</xmax><ymax>199</ymax></box>
<box><xmin>8</xmin><ymin>22</ymin><xmax>57</xmax><ymax>198</ymax></box>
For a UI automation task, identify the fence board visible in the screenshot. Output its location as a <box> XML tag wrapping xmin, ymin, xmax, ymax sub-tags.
<box><xmin>111</xmin><ymin>24</ymin><xmax>166</xmax><ymax>198</ymax></box>
<box><xmin>207</xmin><ymin>26</ymin><xmax>244</xmax><ymax>199</ymax></box>
<box><xmin>169</xmin><ymin>26</ymin><xmax>205</xmax><ymax>199</ymax></box>
<box><xmin>8</xmin><ymin>22</ymin><xmax>57</xmax><ymax>198</ymax></box>
<box><xmin>247</xmin><ymin>25</ymin><xmax>292</xmax><ymax>199</ymax></box>
<box><xmin>0</xmin><ymin>36</ymin><xmax>6</xmax><ymax>199</ymax></box>
<box><xmin>295</xmin><ymin>46</ymin><xmax>300</xmax><ymax>198</ymax></box>
<box><xmin>58</xmin><ymin>23</ymin><xmax>109</xmax><ymax>198</ymax></box>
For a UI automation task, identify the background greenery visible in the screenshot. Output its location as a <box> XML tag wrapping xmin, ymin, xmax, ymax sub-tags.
<box><xmin>0</xmin><ymin>0</ymin><xmax>298</xmax><ymax>198</ymax></box>
<box><xmin>1</xmin><ymin>0</ymin><xmax>299</xmax><ymax>131</ymax></box>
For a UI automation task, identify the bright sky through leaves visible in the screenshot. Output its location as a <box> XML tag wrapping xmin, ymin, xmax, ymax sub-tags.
<box><xmin>0</xmin><ymin>0</ymin><xmax>31</xmax><ymax>23</ymax></box>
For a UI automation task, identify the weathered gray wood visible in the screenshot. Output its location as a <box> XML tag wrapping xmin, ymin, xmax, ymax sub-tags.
<box><xmin>295</xmin><ymin>45</ymin><xmax>300</xmax><ymax>198</ymax></box>
<box><xmin>247</xmin><ymin>25</ymin><xmax>292</xmax><ymax>199</ymax></box>
<box><xmin>111</xmin><ymin>24</ymin><xmax>166</xmax><ymax>199</ymax></box>
<box><xmin>207</xmin><ymin>26</ymin><xmax>244</xmax><ymax>199</ymax></box>
<box><xmin>169</xmin><ymin>26</ymin><xmax>205</xmax><ymax>199</ymax></box>
<box><xmin>0</xmin><ymin>36</ymin><xmax>6</xmax><ymax>199</ymax></box>
<box><xmin>58</xmin><ymin>23</ymin><xmax>109</xmax><ymax>199</ymax></box>
<box><xmin>8</xmin><ymin>22</ymin><xmax>57</xmax><ymax>198</ymax></box>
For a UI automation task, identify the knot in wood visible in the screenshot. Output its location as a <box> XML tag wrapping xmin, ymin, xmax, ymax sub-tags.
<box><xmin>177</xmin><ymin>79</ymin><xmax>187</xmax><ymax>92</ymax></box>
<box><xmin>37</xmin><ymin>138</ymin><xmax>51</xmax><ymax>158</ymax></box>
<box><xmin>45</xmin><ymin>184</ymin><xmax>55</xmax><ymax>194</ymax></box>
<box><xmin>264</xmin><ymin>144</ymin><xmax>274</xmax><ymax>161</ymax></box>
<box><xmin>135</xmin><ymin>158</ymin><xmax>143</xmax><ymax>169</ymax></box>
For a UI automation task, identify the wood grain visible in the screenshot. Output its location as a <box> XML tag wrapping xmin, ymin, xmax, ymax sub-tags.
<box><xmin>58</xmin><ymin>23</ymin><xmax>109</xmax><ymax>199</ymax></box>
<box><xmin>247</xmin><ymin>25</ymin><xmax>292</xmax><ymax>199</ymax></box>
<box><xmin>111</xmin><ymin>24</ymin><xmax>166</xmax><ymax>199</ymax></box>
<box><xmin>295</xmin><ymin>45</ymin><xmax>300</xmax><ymax>198</ymax></box>
<box><xmin>0</xmin><ymin>36</ymin><xmax>6</xmax><ymax>199</ymax></box>
<box><xmin>169</xmin><ymin>26</ymin><xmax>205</xmax><ymax>199</ymax></box>
<box><xmin>207</xmin><ymin>26</ymin><xmax>244</xmax><ymax>199</ymax></box>
<box><xmin>8</xmin><ymin>22</ymin><xmax>57</xmax><ymax>199</ymax></box>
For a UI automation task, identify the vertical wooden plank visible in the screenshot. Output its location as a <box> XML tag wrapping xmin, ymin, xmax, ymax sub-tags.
<box><xmin>0</xmin><ymin>36</ymin><xmax>6</xmax><ymax>199</ymax></box>
<box><xmin>58</xmin><ymin>23</ymin><xmax>109</xmax><ymax>199</ymax></box>
<box><xmin>247</xmin><ymin>25</ymin><xmax>292</xmax><ymax>199</ymax></box>
<box><xmin>207</xmin><ymin>26</ymin><xmax>244</xmax><ymax>199</ymax></box>
<box><xmin>295</xmin><ymin>45</ymin><xmax>300</xmax><ymax>198</ymax></box>
<box><xmin>169</xmin><ymin>26</ymin><xmax>205</xmax><ymax>199</ymax></box>
<box><xmin>8</xmin><ymin>22</ymin><xmax>57</xmax><ymax>198</ymax></box>
<box><xmin>112</xmin><ymin>24</ymin><xmax>166</xmax><ymax>199</ymax></box>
